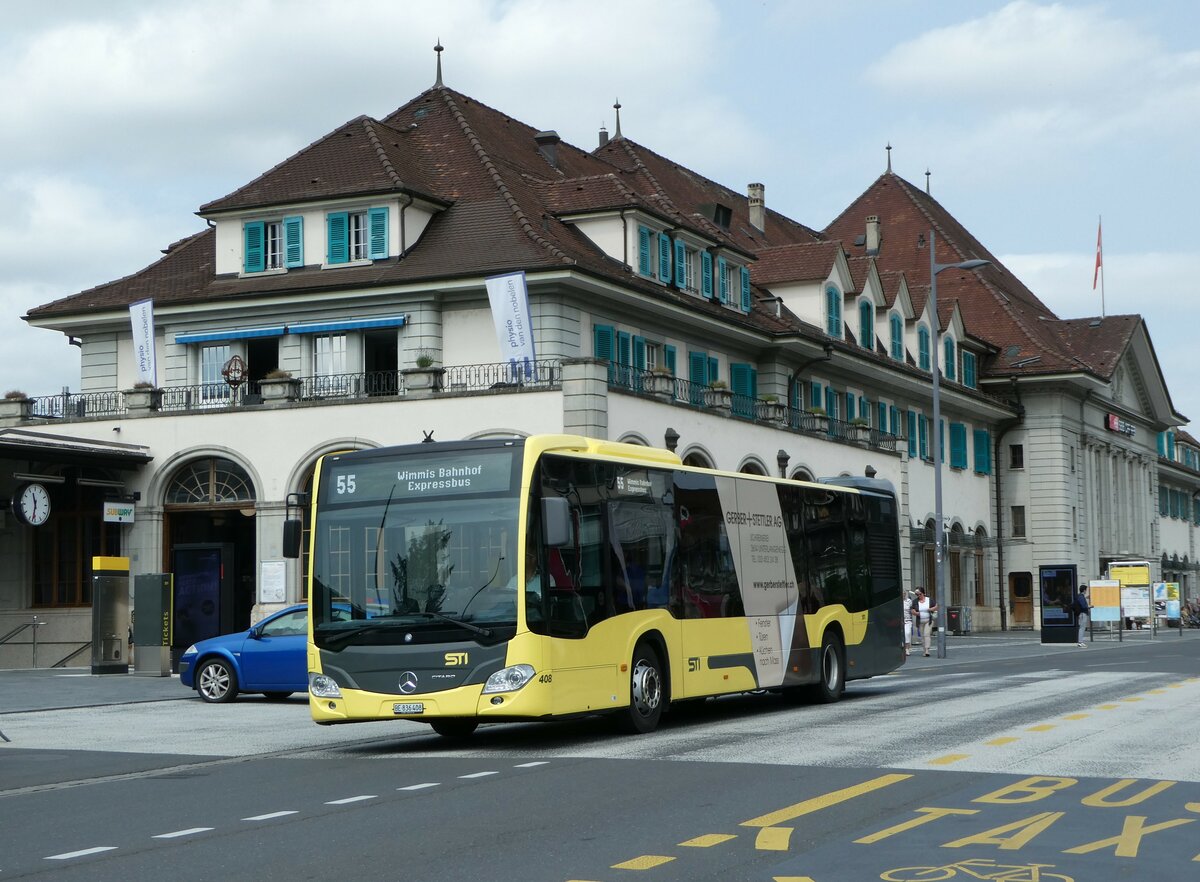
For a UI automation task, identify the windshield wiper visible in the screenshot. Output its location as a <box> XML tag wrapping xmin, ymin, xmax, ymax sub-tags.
<box><xmin>318</xmin><ymin>612</ymin><xmax>491</xmax><ymax>648</ymax></box>
<box><xmin>410</xmin><ymin>610</ymin><xmax>492</xmax><ymax>638</ymax></box>
<box><xmin>318</xmin><ymin>620</ymin><xmax>409</xmax><ymax>648</ymax></box>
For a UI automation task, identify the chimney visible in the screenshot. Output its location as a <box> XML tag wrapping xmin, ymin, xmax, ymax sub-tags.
<box><xmin>534</xmin><ymin>130</ymin><xmax>560</xmax><ymax>168</ymax></box>
<box><xmin>747</xmin><ymin>182</ymin><xmax>765</xmax><ymax>232</ymax></box>
<box><xmin>598</xmin><ymin>125</ymin><xmax>609</xmax><ymax>148</ymax></box>
<box><xmin>865</xmin><ymin>215</ymin><xmax>881</xmax><ymax>255</ymax></box>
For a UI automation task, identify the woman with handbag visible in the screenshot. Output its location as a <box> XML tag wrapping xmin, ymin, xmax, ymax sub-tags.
<box><xmin>914</xmin><ymin>587</ymin><xmax>937</xmax><ymax>657</ymax></box>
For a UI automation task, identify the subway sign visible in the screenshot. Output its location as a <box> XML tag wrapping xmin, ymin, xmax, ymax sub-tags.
<box><xmin>103</xmin><ymin>502</ymin><xmax>136</xmax><ymax>524</ymax></box>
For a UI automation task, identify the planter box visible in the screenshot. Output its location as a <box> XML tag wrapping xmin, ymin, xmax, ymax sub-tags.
<box><xmin>706</xmin><ymin>387</ymin><xmax>732</xmax><ymax>415</ymax></box>
<box><xmin>123</xmin><ymin>388</ymin><xmax>162</xmax><ymax>412</ymax></box>
<box><xmin>646</xmin><ymin>372</ymin><xmax>676</xmax><ymax>399</ymax></box>
<box><xmin>260</xmin><ymin>378</ymin><xmax>301</xmax><ymax>402</ymax></box>
<box><xmin>0</xmin><ymin>397</ymin><xmax>33</xmax><ymax>422</ymax></box>
<box><xmin>758</xmin><ymin>402</ymin><xmax>787</xmax><ymax>423</ymax></box>
<box><xmin>402</xmin><ymin>367</ymin><xmax>445</xmax><ymax>392</ymax></box>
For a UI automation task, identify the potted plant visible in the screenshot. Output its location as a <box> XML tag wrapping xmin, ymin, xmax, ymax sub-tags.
<box><xmin>402</xmin><ymin>349</ymin><xmax>445</xmax><ymax>392</ymax></box>
<box><xmin>646</xmin><ymin>366</ymin><xmax>675</xmax><ymax>398</ymax></box>
<box><xmin>123</xmin><ymin>381</ymin><xmax>163</xmax><ymax>412</ymax></box>
<box><xmin>0</xmin><ymin>390</ymin><xmax>33</xmax><ymax>421</ymax></box>
<box><xmin>849</xmin><ymin>416</ymin><xmax>871</xmax><ymax>443</ymax></box>
<box><xmin>803</xmin><ymin>405</ymin><xmax>828</xmax><ymax>434</ymax></box>
<box><xmin>259</xmin><ymin>368</ymin><xmax>301</xmax><ymax>402</ymax></box>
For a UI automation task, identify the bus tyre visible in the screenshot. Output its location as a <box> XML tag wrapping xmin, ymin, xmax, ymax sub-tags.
<box><xmin>431</xmin><ymin>719</ymin><xmax>478</xmax><ymax>738</ymax></box>
<box><xmin>621</xmin><ymin>642</ymin><xmax>665</xmax><ymax>734</ymax></box>
<box><xmin>810</xmin><ymin>632</ymin><xmax>845</xmax><ymax>704</ymax></box>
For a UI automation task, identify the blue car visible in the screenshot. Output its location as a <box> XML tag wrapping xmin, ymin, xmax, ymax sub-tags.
<box><xmin>180</xmin><ymin>604</ymin><xmax>310</xmax><ymax>703</ymax></box>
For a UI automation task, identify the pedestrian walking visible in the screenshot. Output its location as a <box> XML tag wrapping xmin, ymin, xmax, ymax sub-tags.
<box><xmin>1075</xmin><ymin>585</ymin><xmax>1090</xmax><ymax>647</ymax></box>
<box><xmin>914</xmin><ymin>587</ymin><xmax>937</xmax><ymax>657</ymax></box>
<box><xmin>902</xmin><ymin>591</ymin><xmax>914</xmax><ymax>655</ymax></box>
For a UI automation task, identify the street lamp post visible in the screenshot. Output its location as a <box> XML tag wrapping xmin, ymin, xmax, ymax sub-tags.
<box><xmin>928</xmin><ymin>229</ymin><xmax>990</xmax><ymax>659</ymax></box>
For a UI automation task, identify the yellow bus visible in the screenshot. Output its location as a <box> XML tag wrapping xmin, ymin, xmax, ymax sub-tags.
<box><xmin>285</xmin><ymin>434</ymin><xmax>905</xmax><ymax>737</ymax></box>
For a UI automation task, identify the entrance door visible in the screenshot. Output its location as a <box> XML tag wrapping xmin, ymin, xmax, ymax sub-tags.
<box><xmin>172</xmin><ymin>543</ymin><xmax>235</xmax><ymax>667</ymax></box>
<box><xmin>364</xmin><ymin>330</ymin><xmax>398</xmax><ymax>395</ymax></box>
<box><xmin>1010</xmin><ymin>572</ymin><xmax>1033</xmax><ymax>628</ymax></box>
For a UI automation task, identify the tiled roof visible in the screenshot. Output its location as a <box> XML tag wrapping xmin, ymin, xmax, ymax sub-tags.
<box><xmin>752</xmin><ymin>242</ymin><xmax>843</xmax><ymax>286</ymax></box>
<box><xmin>823</xmin><ymin>172</ymin><xmax>1103</xmax><ymax>379</ymax></box>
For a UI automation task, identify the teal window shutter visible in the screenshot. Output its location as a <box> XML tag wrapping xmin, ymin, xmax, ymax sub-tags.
<box><xmin>907</xmin><ymin>411</ymin><xmax>918</xmax><ymax>458</ymax></box>
<box><xmin>701</xmin><ymin>251</ymin><xmax>713</xmax><ymax>297</ymax></box>
<box><xmin>877</xmin><ymin>401</ymin><xmax>887</xmax><ymax>429</ymax></box>
<box><xmin>810</xmin><ymin>381</ymin><xmax>821</xmax><ymax>409</ymax></box>
<box><xmin>617</xmin><ymin>331</ymin><xmax>632</xmax><ymax>389</ymax></box>
<box><xmin>918</xmin><ymin>414</ymin><xmax>928</xmax><ymax>459</ymax></box>
<box><xmin>1159</xmin><ymin>486</ymin><xmax>1169</xmax><ymax>516</ymax></box>
<box><xmin>845</xmin><ymin>391</ymin><xmax>855</xmax><ymax>420</ymax></box>
<box><xmin>890</xmin><ymin>314</ymin><xmax>903</xmax><ymax>360</ymax></box>
<box><xmin>889</xmin><ymin>405</ymin><xmax>899</xmax><ymax>435</ymax></box>
<box><xmin>950</xmin><ymin>423</ymin><xmax>967</xmax><ymax>468</ymax></box>
<box><xmin>593</xmin><ymin>323</ymin><xmax>614</xmax><ymax>384</ymax></box>
<box><xmin>688</xmin><ymin>351</ymin><xmax>707</xmax><ymax>404</ymax></box>
<box><xmin>944</xmin><ymin>338</ymin><xmax>956</xmax><ymax>381</ymax></box>
<box><xmin>974</xmin><ymin>428</ymin><xmax>992</xmax><ymax>474</ymax></box>
<box><xmin>283</xmin><ymin>216</ymin><xmax>303</xmax><ymax>268</ymax></box>
<box><xmin>826</xmin><ymin>286</ymin><xmax>841</xmax><ymax>337</ymax></box>
<box><xmin>327</xmin><ymin>212</ymin><xmax>349</xmax><ymax>264</ymax></box>
<box><xmin>717</xmin><ymin>257</ymin><xmax>728</xmax><ymax>303</ymax></box>
<box><xmin>962</xmin><ymin>351</ymin><xmax>977</xmax><ymax>388</ymax></box>
<box><xmin>632</xmin><ymin>335</ymin><xmax>646</xmax><ymax>370</ymax></box>
<box><xmin>244</xmin><ymin>221</ymin><xmax>265</xmax><ymax>273</ymax></box>
<box><xmin>730</xmin><ymin>363</ymin><xmax>754</xmax><ymax>418</ymax></box>
<box><xmin>825</xmin><ymin>386</ymin><xmax>836</xmax><ymax>418</ymax></box>
<box><xmin>664</xmin><ymin>344</ymin><xmax>677</xmax><ymax>375</ymax></box>
<box><xmin>859</xmin><ymin>396</ymin><xmax>869</xmax><ymax>422</ymax></box>
<box><xmin>1168</xmin><ymin>432</ymin><xmax>1176</xmax><ymax>459</ymax></box>
<box><xmin>918</xmin><ymin>326</ymin><xmax>930</xmax><ymax>371</ymax></box>
<box><xmin>790</xmin><ymin>379</ymin><xmax>801</xmax><ymax>411</ymax></box>
<box><xmin>859</xmin><ymin>301</ymin><xmax>873</xmax><ymax>349</ymax></box>
<box><xmin>637</xmin><ymin>226</ymin><xmax>652</xmax><ymax>276</ymax></box>
<box><xmin>658</xmin><ymin>234</ymin><xmax>672</xmax><ymax>283</ymax></box>
<box><xmin>740</xmin><ymin>266</ymin><xmax>752</xmax><ymax>312</ymax></box>
<box><xmin>368</xmin><ymin>207</ymin><xmax>388</xmax><ymax>259</ymax></box>
<box><xmin>1158</xmin><ymin>432</ymin><xmax>1167</xmax><ymax>457</ymax></box>
<box><xmin>675</xmin><ymin>240</ymin><xmax>687</xmax><ymax>289</ymax></box>
<box><xmin>707</xmin><ymin>356</ymin><xmax>719</xmax><ymax>384</ymax></box>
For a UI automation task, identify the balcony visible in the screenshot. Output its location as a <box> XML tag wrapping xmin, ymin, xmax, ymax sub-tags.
<box><xmin>22</xmin><ymin>360</ymin><xmax>564</xmax><ymax>420</ymax></box>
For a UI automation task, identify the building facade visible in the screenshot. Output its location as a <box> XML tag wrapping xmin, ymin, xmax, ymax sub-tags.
<box><xmin>1</xmin><ymin>66</ymin><xmax>1190</xmax><ymax>667</ymax></box>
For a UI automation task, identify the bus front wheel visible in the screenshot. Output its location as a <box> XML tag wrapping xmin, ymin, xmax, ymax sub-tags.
<box><xmin>810</xmin><ymin>632</ymin><xmax>845</xmax><ymax>703</ymax></box>
<box><xmin>621</xmin><ymin>642</ymin><xmax>665</xmax><ymax>734</ymax></box>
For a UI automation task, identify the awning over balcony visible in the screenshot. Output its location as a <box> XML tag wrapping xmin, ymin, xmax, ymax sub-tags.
<box><xmin>173</xmin><ymin>315</ymin><xmax>407</xmax><ymax>344</ymax></box>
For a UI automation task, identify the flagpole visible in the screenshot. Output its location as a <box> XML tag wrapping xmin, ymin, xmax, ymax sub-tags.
<box><xmin>1100</xmin><ymin>216</ymin><xmax>1105</xmax><ymax>318</ymax></box>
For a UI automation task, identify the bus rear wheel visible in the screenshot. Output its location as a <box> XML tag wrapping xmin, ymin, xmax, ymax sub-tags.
<box><xmin>810</xmin><ymin>631</ymin><xmax>845</xmax><ymax>703</ymax></box>
<box><xmin>621</xmin><ymin>642</ymin><xmax>665</xmax><ymax>734</ymax></box>
<box><xmin>431</xmin><ymin>719</ymin><xmax>478</xmax><ymax>738</ymax></box>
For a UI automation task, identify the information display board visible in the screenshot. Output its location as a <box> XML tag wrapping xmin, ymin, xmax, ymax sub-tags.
<box><xmin>1089</xmin><ymin>579</ymin><xmax>1121</xmax><ymax>623</ymax></box>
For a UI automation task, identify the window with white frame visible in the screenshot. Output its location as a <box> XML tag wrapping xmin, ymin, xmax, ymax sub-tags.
<box><xmin>350</xmin><ymin>212</ymin><xmax>370</xmax><ymax>261</ymax></box>
<box><xmin>245</xmin><ymin>216</ymin><xmax>302</xmax><ymax>273</ymax></box>
<box><xmin>313</xmin><ymin>334</ymin><xmax>349</xmax><ymax>395</ymax></box>
<box><xmin>264</xmin><ymin>221</ymin><xmax>283</xmax><ymax>269</ymax></box>
<box><xmin>200</xmin><ymin>344</ymin><xmax>232</xmax><ymax>404</ymax></box>
<box><xmin>680</xmin><ymin>245</ymin><xmax>698</xmax><ymax>293</ymax></box>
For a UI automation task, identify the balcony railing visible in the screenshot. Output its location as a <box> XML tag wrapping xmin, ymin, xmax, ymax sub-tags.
<box><xmin>20</xmin><ymin>360</ymin><xmax>564</xmax><ymax>420</ymax></box>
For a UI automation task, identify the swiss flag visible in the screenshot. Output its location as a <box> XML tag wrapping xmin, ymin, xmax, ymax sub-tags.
<box><xmin>1092</xmin><ymin>219</ymin><xmax>1103</xmax><ymax>290</ymax></box>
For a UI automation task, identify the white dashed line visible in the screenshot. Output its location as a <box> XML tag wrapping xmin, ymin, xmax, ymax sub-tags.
<box><xmin>398</xmin><ymin>783</ymin><xmax>440</xmax><ymax>791</ymax></box>
<box><xmin>458</xmin><ymin>771</ymin><xmax>498</xmax><ymax>779</ymax></box>
<box><xmin>325</xmin><ymin>795</ymin><xmax>377</xmax><ymax>805</ymax></box>
<box><xmin>514</xmin><ymin>761</ymin><xmax>549</xmax><ymax>768</ymax></box>
<box><xmin>46</xmin><ymin>846</ymin><xmax>118</xmax><ymax>860</ymax></box>
<box><xmin>153</xmin><ymin>828</ymin><xmax>213</xmax><ymax>839</ymax></box>
<box><xmin>242</xmin><ymin>811</ymin><xmax>299</xmax><ymax>821</ymax></box>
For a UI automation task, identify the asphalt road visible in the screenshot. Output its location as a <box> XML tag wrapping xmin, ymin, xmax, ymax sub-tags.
<box><xmin>2</xmin><ymin>629</ymin><xmax>1198</xmax><ymax>881</ymax></box>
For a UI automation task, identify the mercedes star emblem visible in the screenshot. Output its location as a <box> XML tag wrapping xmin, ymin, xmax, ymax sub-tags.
<box><xmin>398</xmin><ymin>671</ymin><xmax>419</xmax><ymax>694</ymax></box>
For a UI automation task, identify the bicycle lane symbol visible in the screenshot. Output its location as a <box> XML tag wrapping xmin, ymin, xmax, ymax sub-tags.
<box><xmin>879</xmin><ymin>857</ymin><xmax>1073</xmax><ymax>881</ymax></box>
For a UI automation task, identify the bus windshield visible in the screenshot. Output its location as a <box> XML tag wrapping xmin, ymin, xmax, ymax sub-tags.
<box><xmin>310</xmin><ymin>446</ymin><xmax>522</xmax><ymax>649</ymax></box>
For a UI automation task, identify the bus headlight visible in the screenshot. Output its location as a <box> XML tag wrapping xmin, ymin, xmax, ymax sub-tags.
<box><xmin>309</xmin><ymin>673</ymin><xmax>342</xmax><ymax>698</ymax></box>
<box><xmin>482</xmin><ymin>664</ymin><xmax>536</xmax><ymax>694</ymax></box>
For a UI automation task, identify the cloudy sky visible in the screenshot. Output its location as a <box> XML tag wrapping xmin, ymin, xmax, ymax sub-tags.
<box><xmin>3</xmin><ymin>0</ymin><xmax>1198</xmax><ymax>425</ymax></box>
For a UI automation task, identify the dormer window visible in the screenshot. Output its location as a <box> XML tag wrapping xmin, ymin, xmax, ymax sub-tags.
<box><xmin>918</xmin><ymin>325</ymin><xmax>931</xmax><ymax>371</ymax></box>
<box><xmin>858</xmin><ymin>300</ymin><xmax>874</xmax><ymax>350</ymax></box>
<box><xmin>328</xmin><ymin>207</ymin><xmax>388</xmax><ymax>265</ymax></box>
<box><xmin>889</xmin><ymin>313</ymin><xmax>903</xmax><ymax>360</ymax></box>
<box><xmin>944</xmin><ymin>337</ymin><xmax>957</xmax><ymax>381</ymax></box>
<box><xmin>244</xmin><ymin>216</ymin><xmax>302</xmax><ymax>273</ymax></box>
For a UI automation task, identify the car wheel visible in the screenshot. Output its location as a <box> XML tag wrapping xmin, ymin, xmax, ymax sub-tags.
<box><xmin>263</xmin><ymin>692</ymin><xmax>293</xmax><ymax>701</ymax></box>
<box><xmin>809</xmin><ymin>631</ymin><xmax>845</xmax><ymax>704</ymax></box>
<box><xmin>430</xmin><ymin>719</ymin><xmax>478</xmax><ymax>738</ymax></box>
<box><xmin>620</xmin><ymin>641</ymin><xmax>665</xmax><ymax>734</ymax></box>
<box><xmin>196</xmin><ymin>659</ymin><xmax>239</xmax><ymax>703</ymax></box>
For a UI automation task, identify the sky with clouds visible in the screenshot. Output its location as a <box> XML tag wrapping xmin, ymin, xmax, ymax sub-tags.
<box><xmin>2</xmin><ymin>0</ymin><xmax>1197</xmax><ymax>425</ymax></box>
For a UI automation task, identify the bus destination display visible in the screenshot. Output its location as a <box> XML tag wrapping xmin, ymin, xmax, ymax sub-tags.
<box><xmin>321</xmin><ymin>450</ymin><xmax>515</xmax><ymax>504</ymax></box>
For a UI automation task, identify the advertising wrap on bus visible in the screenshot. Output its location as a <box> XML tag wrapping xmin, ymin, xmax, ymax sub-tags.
<box><xmin>296</xmin><ymin>435</ymin><xmax>905</xmax><ymax>737</ymax></box>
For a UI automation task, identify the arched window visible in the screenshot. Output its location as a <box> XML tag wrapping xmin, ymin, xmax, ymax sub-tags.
<box><xmin>918</xmin><ymin>325</ymin><xmax>931</xmax><ymax>371</ymax></box>
<box><xmin>682</xmin><ymin>451</ymin><xmax>713</xmax><ymax>469</ymax></box>
<box><xmin>944</xmin><ymin>337</ymin><xmax>956</xmax><ymax>381</ymax></box>
<box><xmin>739</xmin><ymin>461</ymin><xmax>767</xmax><ymax>476</ymax></box>
<box><xmin>890</xmin><ymin>313</ymin><xmax>903</xmax><ymax>361</ymax></box>
<box><xmin>166</xmin><ymin>458</ymin><xmax>255</xmax><ymax>505</ymax></box>
<box><xmin>825</xmin><ymin>285</ymin><xmax>842</xmax><ymax>338</ymax></box>
<box><xmin>859</xmin><ymin>300</ymin><xmax>874</xmax><ymax>350</ymax></box>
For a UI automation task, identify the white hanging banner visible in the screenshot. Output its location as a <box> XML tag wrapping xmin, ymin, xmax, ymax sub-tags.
<box><xmin>485</xmin><ymin>271</ymin><xmax>537</xmax><ymax>381</ymax></box>
<box><xmin>129</xmin><ymin>299</ymin><xmax>157</xmax><ymax>386</ymax></box>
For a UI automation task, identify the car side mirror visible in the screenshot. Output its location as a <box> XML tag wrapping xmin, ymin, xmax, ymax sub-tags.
<box><xmin>248</xmin><ymin>625</ymin><xmax>262</xmax><ymax>640</ymax></box>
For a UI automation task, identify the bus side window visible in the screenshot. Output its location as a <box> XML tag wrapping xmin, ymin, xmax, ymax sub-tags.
<box><xmin>780</xmin><ymin>487</ymin><xmax>813</xmax><ymax>614</ymax></box>
<box><xmin>804</xmin><ymin>488</ymin><xmax>849</xmax><ymax>611</ymax></box>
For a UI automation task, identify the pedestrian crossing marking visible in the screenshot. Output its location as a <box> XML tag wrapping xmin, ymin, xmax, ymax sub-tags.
<box><xmin>679</xmin><ymin>833</ymin><xmax>736</xmax><ymax>847</ymax></box>
<box><xmin>986</xmin><ymin>737</ymin><xmax>1018</xmax><ymax>746</ymax></box>
<box><xmin>611</xmin><ymin>855</ymin><xmax>675</xmax><ymax>869</ymax></box>
<box><xmin>929</xmin><ymin>754</ymin><xmax>969</xmax><ymax>766</ymax></box>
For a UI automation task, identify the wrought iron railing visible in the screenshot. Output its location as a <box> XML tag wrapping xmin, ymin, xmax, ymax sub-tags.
<box><xmin>30</xmin><ymin>390</ymin><xmax>123</xmax><ymax>419</ymax></box>
<box><xmin>441</xmin><ymin>359</ymin><xmax>561</xmax><ymax>392</ymax></box>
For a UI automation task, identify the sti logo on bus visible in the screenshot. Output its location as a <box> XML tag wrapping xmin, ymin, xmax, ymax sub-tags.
<box><xmin>445</xmin><ymin>652</ymin><xmax>469</xmax><ymax>666</ymax></box>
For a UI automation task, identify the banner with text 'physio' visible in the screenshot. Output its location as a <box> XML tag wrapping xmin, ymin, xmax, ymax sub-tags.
<box><xmin>485</xmin><ymin>271</ymin><xmax>537</xmax><ymax>382</ymax></box>
<box><xmin>129</xmin><ymin>298</ymin><xmax>157</xmax><ymax>387</ymax></box>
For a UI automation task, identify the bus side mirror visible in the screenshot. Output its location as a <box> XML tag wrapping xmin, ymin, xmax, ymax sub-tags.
<box><xmin>542</xmin><ymin>497</ymin><xmax>571</xmax><ymax>548</ymax></box>
<box><xmin>283</xmin><ymin>519</ymin><xmax>302</xmax><ymax>559</ymax></box>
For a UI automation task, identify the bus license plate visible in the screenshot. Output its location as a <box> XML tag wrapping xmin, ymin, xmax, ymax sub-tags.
<box><xmin>393</xmin><ymin>702</ymin><xmax>424</xmax><ymax>715</ymax></box>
